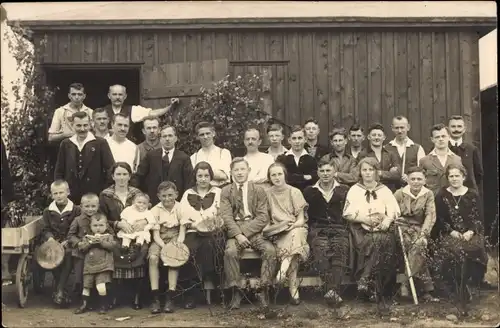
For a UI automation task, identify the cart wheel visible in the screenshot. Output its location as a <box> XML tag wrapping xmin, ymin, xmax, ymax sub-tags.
<box><xmin>32</xmin><ymin>262</ymin><xmax>45</xmax><ymax>294</ymax></box>
<box><xmin>15</xmin><ymin>254</ymin><xmax>31</xmax><ymax>308</ymax></box>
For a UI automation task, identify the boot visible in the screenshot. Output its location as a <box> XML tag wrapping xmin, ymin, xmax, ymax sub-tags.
<box><xmin>98</xmin><ymin>295</ymin><xmax>108</xmax><ymax>314</ymax></box>
<box><xmin>228</xmin><ymin>287</ymin><xmax>242</xmax><ymax>310</ymax></box>
<box><xmin>74</xmin><ymin>295</ymin><xmax>89</xmax><ymax>314</ymax></box>
<box><xmin>163</xmin><ymin>290</ymin><xmax>175</xmax><ymax>313</ymax></box>
<box><xmin>150</xmin><ymin>290</ymin><xmax>161</xmax><ymax>314</ymax></box>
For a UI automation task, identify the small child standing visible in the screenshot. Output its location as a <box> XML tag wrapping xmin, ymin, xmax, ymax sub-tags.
<box><xmin>148</xmin><ymin>181</ymin><xmax>186</xmax><ymax>314</ymax></box>
<box><xmin>117</xmin><ymin>193</ymin><xmax>155</xmax><ymax>248</ymax></box>
<box><xmin>41</xmin><ymin>180</ymin><xmax>81</xmax><ymax>307</ymax></box>
<box><xmin>74</xmin><ymin>213</ymin><xmax>117</xmax><ymax>314</ymax></box>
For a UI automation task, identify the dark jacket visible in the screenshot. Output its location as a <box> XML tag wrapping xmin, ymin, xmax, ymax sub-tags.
<box><xmin>99</xmin><ymin>185</ymin><xmax>143</xmax><ymax>228</ymax></box>
<box><xmin>358</xmin><ymin>145</ymin><xmax>401</xmax><ymax>192</ymax></box>
<box><xmin>303</xmin><ymin>183</ymin><xmax>350</xmax><ymax>229</ymax></box>
<box><xmin>54</xmin><ymin>135</ymin><xmax>115</xmax><ymax>204</ymax></box>
<box><xmin>67</xmin><ymin>213</ymin><xmax>115</xmax><ymax>258</ymax></box>
<box><xmin>305</xmin><ymin>142</ymin><xmax>330</xmax><ymax>162</ymax></box>
<box><xmin>42</xmin><ymin>200</ymin><xmax>81</xmax><ymax>243</ymax></box>
<box><xmin>276</xmin><ymin>152</ymin><xmax>318</xmax><ymax>191</ymax></box>
<box><xmin>219</xmin><ymin>182</ymin><xmax>269</xmax><ymax>239</ymax></box>
<box><xmin>449</xmin><ymin>141</ymin><xmax>483</xmax><ymax>191</ymax></box>
<box><xmin>132</xmin><ymin>148</ymin><xmax>193</xmax><ymax>204</ymax></box>
<box><xmin>79</xmin><ymin>233</ymin><xmax>117</xmax><ymax>274</ymax></box>
<box><xmin>320</xmin><ymin>152</ymin><xmax>358</xmax><ymax>186</ymax></box>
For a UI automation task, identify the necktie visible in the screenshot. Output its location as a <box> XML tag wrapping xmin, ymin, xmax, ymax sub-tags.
<box><xmin>162</xmin><ymin>150</ymin><xmax>170</xmax><ymax>165</ymax></box>
<box><xmin>237</xmin><ymin>184</ymin><xmax>246</xmax><ymax>219</ymax></box>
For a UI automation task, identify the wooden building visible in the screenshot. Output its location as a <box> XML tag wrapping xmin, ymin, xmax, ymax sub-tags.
<box><xmin>11</xmin><ymin>2</ymin><xmax>496</xmax><ymax>151</ymax></box>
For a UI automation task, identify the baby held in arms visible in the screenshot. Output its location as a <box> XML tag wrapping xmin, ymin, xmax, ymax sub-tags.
<box><xmin>118</xmin><ymin>193</ymin><xmax>155</xmax><ymax>248</ymax></box>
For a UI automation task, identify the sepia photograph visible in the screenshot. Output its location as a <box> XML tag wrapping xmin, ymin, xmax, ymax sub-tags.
<box><xmin>1</xmin><ymin>1</ymin><xmax>498</xmax><ymax>327</ymax></box>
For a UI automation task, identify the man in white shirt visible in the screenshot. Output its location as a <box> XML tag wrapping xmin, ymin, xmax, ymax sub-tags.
<box><xmin>266</xmin><ymin>123</ymin><xmax>289</xmax><ymax>160</ymax></box>
<box><xmin>242</xmin><ymin>128</ymin><xmax>275</xmax><ymax>186</ymax></box>
<box><xmin>48</xmin><ymin>83</ymin><xmax>93</xmax><ymax>143</ymax></box>
<box><xmin>106</xmin><ymin>113</ymin><xmax>140</xmax><ymax>172</ymax></box>
<box><xmin>190</xmin><ymin>121</ymin><xmax>232</xmax><ymax>187</ymax></box>
<box><xmin>96</xmin><ymin>84</ymin><xmax>179</xmax><ymax>143</ymax></box>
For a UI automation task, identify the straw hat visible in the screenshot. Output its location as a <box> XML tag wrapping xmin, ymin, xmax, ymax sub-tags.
<box><xmin>160</xmin><ymin>241</ymin><xmax>190</xmax><ymax>267</ymax></box>
<box><xmin>35</xmin><ymin>239</ymin><xmax>65</xmax><ymax>270</ymax></box>
<box><xmin>263</xmin><ymin>221</ymin><xmax>290</xmax><ymax>238</ymax></box>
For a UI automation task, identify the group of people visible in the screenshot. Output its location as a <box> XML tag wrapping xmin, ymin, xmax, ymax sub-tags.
<box><xmin>1</xmin><ymin>81</ymin><xmax>491</xmax><ymax>315</ymax></box>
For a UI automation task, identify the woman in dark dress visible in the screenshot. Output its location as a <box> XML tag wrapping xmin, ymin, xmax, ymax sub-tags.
<box><xmin>434</xmin><ymin>163</ymin><xmax>487</xmax><ymax>304</ymax></box>
<box><xmin>99</xmin><ymin>162</ymin><xmax>148</xmax><ymax>309</ymax></box>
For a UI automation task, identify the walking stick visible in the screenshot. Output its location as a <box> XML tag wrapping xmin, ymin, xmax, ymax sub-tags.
<box><xmin>397</xmin><ymin>225</ymin><xmax>419</xmax><ymax>305</ymax></box>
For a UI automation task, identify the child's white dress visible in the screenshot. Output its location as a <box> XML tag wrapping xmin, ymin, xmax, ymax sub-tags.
<box><xmin>118</xmin><ymin>206</ymin><xmax>155</xmax><ymax>246</ymax></box>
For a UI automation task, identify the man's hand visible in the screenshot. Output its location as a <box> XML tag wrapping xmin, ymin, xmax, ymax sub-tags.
<box><xmin>304</xmin><ymin>175</ymin><xmax>312</xmax><ymax>181</ymax></box>
<box><xmin>450</xmin><ymin>230</ymin><xmax>464</xmax><ymax>240</ymax></box>
<box><xmin>389</xmin><ymin>167</ymin><xmax>399</xmax><ymax>173</ymax></box>
<box><xmin>376</xmin><ymin>217</ymin><xmax>392</xmax><ymax>231</ymax></box>
<box><xmin>235</xmin><ymin>234</ymin><xmax>250</xmax><ymax>249</ymax></box>
<box><xmin>463</xmin><ymin>230</ymin><xmax>474</xmax><ymax>241</ymax></box>
<box><xmin>401</xmin><ymin>173</ymin><xmax>408</xmax><ymax>183</ymax></box>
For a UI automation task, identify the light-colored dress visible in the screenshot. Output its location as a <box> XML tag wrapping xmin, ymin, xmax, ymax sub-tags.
<box><xmin>179</xmin><ymin>187</ymin><xmax>222</xmax><ymax>233</ymax></box>
<box><xmin>117</xmin><ymin>205</ymin><xmax>155</xmax><ymax>245</ymax></box>
<box><xmin>265</xmin><ymin>184</ymin><xmax>310</xmax><ymax>262</ymax></box>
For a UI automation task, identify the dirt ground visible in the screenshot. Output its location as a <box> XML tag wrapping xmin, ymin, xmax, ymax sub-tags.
<box><xmin>2</xmin><ymin>258</ymin><xmax>499</xmax><ymax>328</ymax></box>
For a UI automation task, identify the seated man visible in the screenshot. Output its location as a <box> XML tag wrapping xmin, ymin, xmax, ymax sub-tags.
<box><xmin>220</xmin><ymin>157</ymin><xmax>277</xmax><ymax>310</ymax></box>
<box><xmin>303</xmin><ymin>158</ymin><xmax>350</xmax><ymax>307</ymax></box>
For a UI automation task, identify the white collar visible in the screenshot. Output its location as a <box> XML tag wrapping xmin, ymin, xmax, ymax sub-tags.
<box><xmin>428</xmin><ymin>148</ymin><xmax>455</xmax><ymax>156</ymax></box>
<box><xmin>267</xmin><ymin>145</ymin><xmax>288</xmax><ymax>153</ymax></box>
<box><xmin>199</xmin><ymin>144</ymin><xmax>219</xmax><ymax>152</ymax></box>
<box><xmin>157</xmin><ymin>201</ymin><xmax>179</xmax><ymax>213</ymax></box>
<box><xmin>69</xmin><ymin>132</ymin><xmax>96</xmax><ymax>150</ymax></box>
<box><xmin>285</xmin><ymin>148</ymin><xmax>309</xmax><ymax>157</ymax></box>
<box><xmin>48</xmin><ymin>199</ymin><xmax>74</xmax><ymax>215</ymax></box>
<box><xmin>402</xmin><ymin>185</ymin><xmax>431</xmax><ymax>199</ymax></box>
<box><xmin>108</xmin><ymin>136</ymin><xmax>132</xmax><ymax>145</ymax></box>
<box><xmin>451</xmin><ymin>138</ymin><xmax>463</xmax><ymax>146</ymax></box>
<box><xmin>234</xmin><ymin>181</ymin><xmax>249</xmax><ymax>189</ymax></box>
<box><xmin>389</xmin><ymin>138</ymin><xmax>415</xmax><ymax>147</ymax></box>
<box><xmin>163</xmin><ymin>147</ymin><xmax>175</xmax><ymax>155</ymax></box>
<box><xmin>62</xmin><ymin>103</ymin><xmax>91</xmax><ymax>112</ymax></box>
<box><xmin>312</xmin><ymin>180</ymin><xmax>339</xmax><ymax>192</ymax></box>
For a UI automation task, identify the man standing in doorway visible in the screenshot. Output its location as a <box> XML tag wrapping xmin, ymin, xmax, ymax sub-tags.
<box><xmin>137</xmin><ymin>116</ymin><xmax>162</xmax><ymax>163</ymax></box>
<box><xmin>386</xmin><ymin>116</ymin><xmax>426</xmax><ymax>188</ymax></box>
<box><xmin>92</xmin><ymin>107</ymin><xmax>111</xmax><ymax>139</ymax></box>
<box><xmin>448</xmin><ymin>115</ymin><xmax>483</xmax><ymax>192</ymax></box>
<box><xmin>346</xmin><ymin>123</ymin><xmax>366</xmax><ymax>160</ymax></box>
<box><xmin>106</xmin><ymin>113</ymin><xmax>140</xmax><ymax>172</ymax></box>
<box><xmin>97</xmin><ymin>84</ymin><xmax>179</xmax><ymax>143</ymax></box>
<box><xmin>54</xmin><ymin>111</ymin><xmax>115</xmax><ymax>204</ymax></box>
<box><xmin>303</xmin><ymin>118</ymin><xmax>330</xmax><ymax>162</ymax></box>
<box><xmin>48</xmin><ymin>83</ymin><xmax>93</xmax><ymax>143</ymax></box>
<box><xmin>190</xmin><ymin>121</ymin><xmax>232</xmax><ymax>187</ymax></box>
<box><xmin>133</xmin><ymin>125</ymin><xmax>192</xmax><ymax>205</ymax></box>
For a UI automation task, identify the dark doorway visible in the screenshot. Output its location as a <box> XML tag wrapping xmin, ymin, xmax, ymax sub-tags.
<box><xmin>44</xmin><ymin>67</ymin><xmax>141</xmax><ymax>110</ymax></box>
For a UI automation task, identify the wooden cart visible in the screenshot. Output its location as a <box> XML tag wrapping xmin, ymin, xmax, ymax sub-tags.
<box><xmin>1</xmin><ymin>216</ymin><xmax>45</xmax><ymax>308</ymax></box>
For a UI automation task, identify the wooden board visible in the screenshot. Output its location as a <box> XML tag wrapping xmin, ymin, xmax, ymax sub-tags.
<box><xmin>2</xmin><ymin>216</ymin><xmax>44</xmax><ymax>253</ymax></box>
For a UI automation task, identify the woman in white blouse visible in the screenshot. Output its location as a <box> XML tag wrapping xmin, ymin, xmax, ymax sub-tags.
<box><xmin>343</xmin><ymin>157</ymin><xmax>401</xmax><ymax>299</ymax></box>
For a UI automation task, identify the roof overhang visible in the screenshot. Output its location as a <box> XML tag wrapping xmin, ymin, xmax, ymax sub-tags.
<box><xmin>9</xmin><ymin>16</ymin><xmax>497</xmax><ymax>37</ymax></box>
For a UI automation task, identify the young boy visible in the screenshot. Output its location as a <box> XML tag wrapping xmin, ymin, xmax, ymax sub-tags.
<box><xmin>74</xmin><ymin>213</ymin><xmax>117</xmax><ymax>314</ymax></box>
<box><xmin>41</xmin><ymin>180</ymin><xmax>81</xmax><ymax>306</ymax></box>
<box><xmin>266</xmin><ymin>123</ymin><xmax>289</xmax><ymax>160</ymax></box>
<box><xmin>148</xmin><ymin>181</ymin><xmax>185</xmax><ymax>314</ymax></box>
<box><xmin>68</xmin><ymin>193</ymin><xmax>115</xmax><ymax>298</ymax></box>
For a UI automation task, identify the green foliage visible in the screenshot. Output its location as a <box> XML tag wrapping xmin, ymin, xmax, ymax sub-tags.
<box><xmin>1</xmin><ymin>23</ymin><xmax>54</xmax><ymax>225</ymax></box>
<box><xmin>174</xmin><ymin>74</ymin><xmax>271</xmax><ymax>156</ymax></box>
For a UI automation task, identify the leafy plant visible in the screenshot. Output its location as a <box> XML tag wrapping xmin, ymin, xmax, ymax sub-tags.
<box><xmin>1</xmin><ymin>22</ymin><xmax>55</xmax><ymax>226</ymax></box>
<box><xmin>174</xmin><ymin>74</ymin><xmax>271</xmax><ymax>156</ymax></box>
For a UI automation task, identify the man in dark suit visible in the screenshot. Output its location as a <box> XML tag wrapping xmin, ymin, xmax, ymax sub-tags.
<box><xmin>132</xmin><ymin>125</ymin><xmax>192</xmax><ymax>205</ymax></box>
<box><xmin>54</xmin><ymin>111</ymin><xmax>115</xmax><ymax>205</ymax></box>
<box><xmin>303</xmin><ymin>118</ymin><xmax>330</xmax><ymax>162</ymax></box>
<box><xmin>220</xmin><ymin>157</ymin><xmax>276</xmax><ymax>310</ymax></box>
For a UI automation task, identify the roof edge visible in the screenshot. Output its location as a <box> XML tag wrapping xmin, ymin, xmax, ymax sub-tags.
<box><xmin>8</xmin><ymin>16</ymin><xmax>497</xmax><ymax>35</ymax></box>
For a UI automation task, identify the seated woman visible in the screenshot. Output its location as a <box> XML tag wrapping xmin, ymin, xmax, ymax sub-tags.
<box><xmin>264</xmin><ymin>162</ymin><xmax>309</xmax><ymax>305</ymax></box>
<box><xmin>343</xmin><ymin>157</ymin><xmax>400</xmax><ymax>299</ymax></box>
<box><xmin>394</xmin><ymin>166</ymin><xmax>438</xmax><ymax>302</ymax></box>
<box><xmin>99</xmin><ymin>162</ymin><xmax>148</xmax><ymax>310</ymax></box>
<box><xmin>433</xmin><ymin>163</ymin><xmax>487</xmax><ymax>303</ymax></box>
<box><xmin>179</xmin><ymin>161</ymin><xmax>224</xmax><ymax>309</ymax></box>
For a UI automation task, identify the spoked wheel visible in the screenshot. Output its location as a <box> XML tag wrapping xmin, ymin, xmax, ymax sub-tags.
<box><xmin>15</xmin><ymin>253</ymin><xmax>31</xmax><ymax>308</ymax></box>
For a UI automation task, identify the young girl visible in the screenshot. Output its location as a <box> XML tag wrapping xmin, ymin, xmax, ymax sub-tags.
<box><xmin>74</xmin><ymin>213</ymin><xmax>117</xmax><ymax>314</ymax></box>
<box><xmin>117</xmin><ymin>193</ymin><xmax>155</xmax><ymax>248</ymax></box>
<box><xmin>264</xmin><ymin>162</ymin><xmax>309</xmax><ymax>304</ymax></box>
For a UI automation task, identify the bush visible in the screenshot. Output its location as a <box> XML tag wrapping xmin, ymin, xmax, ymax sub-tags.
<box><xmin>1</xmin><ymin>22</ymin><xmax>55</xmax><ymax>226</ymax></box>
<box><xmin>174</xmin><ymin>74</ymin><xmax>273</xmax><ymax>156</ymax></box>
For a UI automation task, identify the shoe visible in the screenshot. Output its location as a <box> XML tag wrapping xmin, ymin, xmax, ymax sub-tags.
<box><xmin>290</xmin><ymin>297</ymin><xmax>301</xmax><ymax>306</ymax></box>
<box><xmin>74</xmin><ymin>297</ymin><xmax>89</xmax><ymax>314</ymax></box>
<box><xmin>164</xmin><ymin>291</ymin><xmax>175</xmax><ymax>313</ymax></box>
<box><xmin>255</xmin><ymin>290</ymin><xmax>269</xmax><ymax>309</ymax></box>
<box><xmin>98</xmin><ymin>295</ymin><xmax>108</xmax><ymax>314</ymax></box>
<box><xmin>150</xmin><ymin>298</ymin><xmax>161</xmax><ymax>314</ymax></box>
<box><xmin>324</xmin><ymin>289</ymin><xmax>343</xmax><ymax>307</ymax></box>
<box><xmin>421</xmin><ymin>293</ymin><xmax>439</xmax><ymax>303</ymax></box>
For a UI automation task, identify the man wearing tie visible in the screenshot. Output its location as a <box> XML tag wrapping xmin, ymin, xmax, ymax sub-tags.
<box><xmin>220</xmin><ymin>157</ymin><xmax>276</xmax><ymax>310</ymax></box>
<box><xmin>448</xmin><ymin>115</ymin><xmax>483</xmax><ymax>191</ymax></box>
<box><xmin>133</xmin><ymin>125</ymin><xmax>192</xmax><ymax>205</ymax></box>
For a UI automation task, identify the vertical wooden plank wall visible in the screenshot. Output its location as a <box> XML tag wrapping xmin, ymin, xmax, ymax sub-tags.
<box><xmin>42</xmin><ymin>30</ymin><xmax>482</xmax><ymax>149</ymax></box>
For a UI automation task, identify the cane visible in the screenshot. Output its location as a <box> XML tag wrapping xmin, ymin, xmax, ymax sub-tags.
<box><xmin>397</xmin><ymin>224</ymin><xmax>419</xmax><ymax>305</ymax></box>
